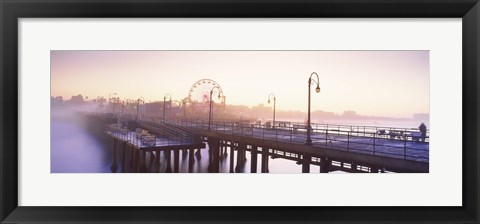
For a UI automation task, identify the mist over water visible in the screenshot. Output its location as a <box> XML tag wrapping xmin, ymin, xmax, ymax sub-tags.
<box><xmin>51</xmin><ymin>108</ymin><xmax>424</xmax><ymax>173</ymax></box>
<box><xmin>51</xmin><ymin>109</ymin><xmax>112</xmax><ymax>173</ymax></box>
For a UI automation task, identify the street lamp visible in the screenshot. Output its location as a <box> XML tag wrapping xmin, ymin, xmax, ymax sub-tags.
<box><xmin>306</xmin><ymin>72</ymin><xmax>321</xmax><ymax>145</ymax></box>
<box><xmin>121</xmin><ymin>100</ymin><xmax>125</xmax><ymax>118</ymax></box>
<box><xmin>182</xmin><ymin>98</ymin><xmax>188</xmax><ymax>119</ymax></box>
<box><xmin>108</xmin><ymin>93</ymin><xmax>117</xmax><ymax>115</ymax></box>
<box><xmin>126</xmin><ymin>99</ymin><xmax>133</xmax><ymax>117</ymax></box>
<box><xmin>136</xmin><ymin>97</ymin><xmax>144</xmax><ymax>122</ymax></box>
<box><xmin>96</xmin><ymin>96</ymin><xmax>103</xmax><ymax>113</ymax></box>
<box><xmin>268</xmin><ymin>93</ymin><xmax>276</xmax><ymax>129</ymax></box>
<box><xmin>112</xmin><ymin>97</ymin><xmax>120</xmax><ymax>116</ymax></box>
<box><xmin>163</xmin><ymin>94</ymin><xmax>172</xmax><ymax>123</ymax></box>
<box><xmin>109</xmin><ymin>93</ymin><xmax>117</xmax><ymax>113</ymax></box>
<box><xmin>208</xmin><ymin>86</ymin><xmax>222</xmax><ymax>130</ymax></box>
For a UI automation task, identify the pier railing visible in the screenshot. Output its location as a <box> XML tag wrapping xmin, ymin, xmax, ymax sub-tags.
<box><xmin>170</xmin><ymin>119</ymin><xmax>429</xmax><ymax>162</ymax></box>
<box><xmin>96</xmin><ymin>112</ymin><xmax>428</xmax><ymax>161</ymax></box>
<box><xmin>105</xmin><ymin>123</ymin><xmax>195</xmax><ymax>148</ymax></box>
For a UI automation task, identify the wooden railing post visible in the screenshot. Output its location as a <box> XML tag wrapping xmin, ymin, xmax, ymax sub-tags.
<box><xmin>263</xmin><ymin>126</ymin><xmax>265</xmax><ymax>139</ymax></box>
<box><xmin>325</xmin><ymin>129</ymin><xmax>328</xmax><ymax>148</ymax></box>
<box><xmin>290</xmin><ymin>127</ymin><xmax>292</xmax><ymax>143</ymax></box>
<box><xmin>347</xmin><ymin>131</ymin><xmax>350</xmax><ymax>151</ymax></box>
<box><xmin>275</xmin><ymin>128</ymin><xmax>278</xmax><ymax>141</ymax></box>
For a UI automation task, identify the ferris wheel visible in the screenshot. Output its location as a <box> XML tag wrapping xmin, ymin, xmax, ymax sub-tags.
<box><xmin>188</xmin><ymin>79</ymin><xmax>224</xmax><ymax>104</ymax></box>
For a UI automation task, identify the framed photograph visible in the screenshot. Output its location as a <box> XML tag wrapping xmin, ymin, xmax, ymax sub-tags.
<box><xmin>1</xmin><ymin>0</ymin><xmax>479</xmax><ymax>223</ymax></box>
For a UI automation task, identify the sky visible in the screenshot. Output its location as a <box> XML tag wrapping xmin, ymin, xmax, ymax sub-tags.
<box><xmin>51</xmin><ymin>51</ymin><xmax>429</xmax><ymax>118</ymax></box>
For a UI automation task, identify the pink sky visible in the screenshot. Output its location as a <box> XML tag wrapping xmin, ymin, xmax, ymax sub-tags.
<box><xmin>51</xmin><ymin>51</ymin><xmax>429</xmax><ymax>118</ymax></box>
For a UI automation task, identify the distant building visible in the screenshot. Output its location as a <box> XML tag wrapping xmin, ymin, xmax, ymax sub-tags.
<box><xmin>252</xmin><ymin>103</ymin><xmax>272</xmax><ymax>119</ymax></box>
<box><xmin>144</xmin><ymin>102</ymin><xmax>163</xmax><ymax>116</ymax></box>
<box><xmin>342</xmin><ymin>110</ymin><xmax>358</xmax><ymax>119</ymax></box>
<box><xmin>226</xmin><ymin>104</ymin><xmax>250</xmax><ymax>114</ymax></box>
<box><xmin>312</xmin><ymin>110</ymin><xmax>337</xmax><ymax>120</ymax></box>
<box><xmin>69</xmin><ymin>94</ymin><xmax>84</xmax><ymax>104</ymax></box>
<box><xmin>413</xmin><ymin>113</ymin><xmax>429</xmax><ymax>121</ymax></box>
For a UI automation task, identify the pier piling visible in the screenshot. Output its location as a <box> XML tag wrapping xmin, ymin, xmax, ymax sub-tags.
<box><xmin>110</xmin><ymin>139</ymin><xmax>118</xmax><ymax>173</ymax></box>
<box><xmin>302</xmin><ymin>155</ymin><xmax>311</xmax><ymax>173</ymax></box>
<box><xmin>148</xmin><ymin>152</ymin><xmax>155</xmax><ymax>172</ymax></box>
<box><xmin>250</xmin><ymin>146</ymin><xmax>258</xmax><ymax>173</ymax></box>
<box><xmin>139</xmin><ymin>151</ymin><xmax>148</xmax><ymax>173</ymax></box>
<box><xmin>261</xmin><ymin>148</ymin><xmax>269</xmax><ymax>173</ymax></box>
<box><xmin>165</xmin><ymin>150</ymin><xmax>172</xmax><ymax>173</ymax></box>
<box><xmin>188</xmin><ymin>148</ymin><xmax>195</xmax><ymax>173</ymax></box>
<box><xmin>173</xmin><ymin>149</ymin><xmax>180</xmax><ymax>173</ymax></box>
<box><xmin>320</xmin><ymin>157</ymin><xmax>330</xmax><ymax>173</ymax></box>
<box><xmin>121</xmin><ymin>142</ymin><xmax>126</xmax><ymax>173</ymax></box>
<box><xmin>155</xmin><ymin>150</ymin><xmax>161</xmax><ymax>173</ymax></box>
<box><xmin>229</xmin><ymin>146</ymin><xmax>235</xmax><ymax>173</ymax></box>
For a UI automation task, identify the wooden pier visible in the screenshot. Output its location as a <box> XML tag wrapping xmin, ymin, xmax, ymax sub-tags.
<box><xmin>169</xmin><ymin>120</ymin><xmax>429</xmax><ymax>173</ymax></box>
<box><xmin>95</xmin><ymin>114</ymin><xmax>428</xmax><ymax>173</ymax></box>
<box><xmin>105</xmin><ymin>122</ymin><xmax>205</xmax><ymax>173</ymax></box>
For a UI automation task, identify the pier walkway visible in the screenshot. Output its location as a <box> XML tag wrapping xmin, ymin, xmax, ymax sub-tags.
<box><xmin>103</xmin><ymin>121</ymin><xmax>205</xmax><ymax>173</ymax></box>
<box><xmin>106</xmin><ymin>122</ymin><xmax>205</xmax><ymax>150</ymax></box>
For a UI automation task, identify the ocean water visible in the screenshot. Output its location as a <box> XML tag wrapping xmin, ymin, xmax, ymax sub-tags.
<box><xmin>51</xmin><ymin>109</ymin><xmax>112</xmax><ymax>173</ymax></box>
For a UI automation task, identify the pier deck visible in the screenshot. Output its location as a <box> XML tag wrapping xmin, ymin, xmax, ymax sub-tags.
<box><xmin>97</xmin><ymin>113</ymin><xmax>428</xmax><ymax>173</ymax></box>
<box><xmin>105</xmin><ymin>124</ymin><xmax>205</xmax><ymax>151</ymax></box>
<box><xmin>166</xmin><ymin>119</ymin><xmax>429</xmax><ymax>172</ymax></box>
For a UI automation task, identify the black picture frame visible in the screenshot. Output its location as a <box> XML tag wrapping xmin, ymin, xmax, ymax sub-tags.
<box><xmin>1</xmin><ymin>0</ymin><xmax>479</xmax><ymax>223</ymax></box>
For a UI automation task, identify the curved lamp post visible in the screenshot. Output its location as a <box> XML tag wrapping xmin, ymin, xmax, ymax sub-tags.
<box><xmin>182</xmin><ymin>98</ymin><xmax>188</xmax><ymax>119</ymax></box>
<box><xmin>96</xmin><ymin>96</ymin><xmax>103</xmax><ymax>113</ymax></box>
<box><xmin>112</xmin><ymin>97</ymin><xmax>120</xmax><ymax>116</ymax></box>
<box><xmin>121</xmin><ymin>100</ymin><xmax>125</xmax><ymax>118</ymax></box>
<box><xmin>126</xmin><ymin>99</ymin><xmax>134</xmax><ymax>117</ymax></box>
<box><xmin>163</xmin><ymin>94</ymin><xmax>172</xmax><ymax>123</ymax></box>
<box><xmin>208</xmin><ymin>86</ymin><xmax>222</xmax><ymax>130</ymax></box>
<box><xmin>306</xmin><ymin>72</ymin><xmax>321</xmax><ymax>145</ymax></box>
<box><xmin>268</xmin><ymin>93</ymin><xmax>276</xmax><ymax>129</ymax></box>
<box><xmin>136</xmin><ymin>97</ymin><xmax>145</xmax><ymax>122</ymax></box>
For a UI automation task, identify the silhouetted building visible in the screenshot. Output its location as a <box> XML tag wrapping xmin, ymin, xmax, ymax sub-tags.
<box><xmin>69</xmin><ymin>94</ymin><xmax>84</xmax><ymax>104</ymax></box>
<box><xmin>342</xmin><ymin>110</ymin><xmax>358</xmax><ymax>119</ymax></box>
<box><xmin>51</xmin><ymin>96</ymin><xmax>64</xmax><ymax>106</ymax></box>
<box><xmin>144</xmin><ymin>102</ymin><xmax>163</xmax><ymax>115</ymax></box>
<box><xmin>312</xmin><ymin>110</ymin><xmax>336</xmax><ymax>120</ymax></box>
<box><xmin>252</xmin><ymin>103</ymin><xmax>272</xmax><ymax>119</ymax></box>
<box><xmin>413</xmin><ymin>113</ymin><xmax>429</xmax><ymax>121</ymax></box>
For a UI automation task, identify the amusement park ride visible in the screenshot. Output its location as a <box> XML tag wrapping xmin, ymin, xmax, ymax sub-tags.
<box><xmin>187</xmin><ymin>79</ymin><xmax>226</xmax><ymax>114</ymax></box>
<box><xmin>100</xmin><ymin>79</ymin><xmax>230</xmax><ymax>121</ymax></box>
